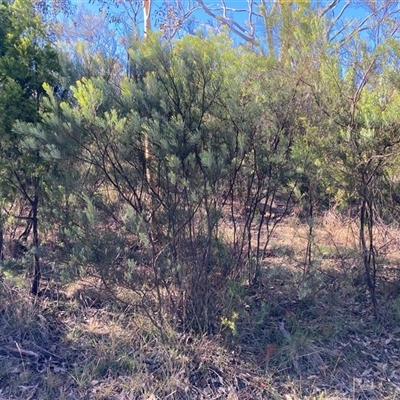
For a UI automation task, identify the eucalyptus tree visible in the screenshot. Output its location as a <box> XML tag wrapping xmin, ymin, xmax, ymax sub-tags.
<box><xmin>197</xmin><ymin>0</ymin><xmax>400</xmax><ymax>55</ymax></box>
<box><xmin>91</xmin><ymin>0</ymin><xmax>198</xmax><ymax>41</ymax></box>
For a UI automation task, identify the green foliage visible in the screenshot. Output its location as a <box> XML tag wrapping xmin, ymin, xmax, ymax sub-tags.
<box><xmin>0</xmin><ymin>0</ymin><xmax>60</xmax><ymax>133</ymax></box>
<box><xmin>4</xmin><ymin>4</ymin><xmax>400</xmax><ymax>399</ymax></box>
<box><xmin>55</xmin><ymin>6</ymin><xmax>123</xmax><ymax>83</ymax></box>
<box><xmin>0</xmin><ymin>0</ymin><xmax>61</xmax><ymax>163</ymax></box>
<box><xmin>0</xmin><ymin>0</ymin><xmax>63</xmax><ymax>294</ymax></box>
<box><xmin>3</xmin><ymin>0</ymin><xmax>400</xmax><ymax>329</ymax></box>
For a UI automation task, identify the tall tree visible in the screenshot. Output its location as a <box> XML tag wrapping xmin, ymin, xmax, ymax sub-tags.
<box><xmin>0</xmin><ymin>0</ymin><xmax>62</xmax><ymax>294</ymax></box>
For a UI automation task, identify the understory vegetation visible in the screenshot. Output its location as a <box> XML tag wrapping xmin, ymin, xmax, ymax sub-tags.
<box><xmin>1</xmin><ymin>0</ymin><xmax>400</xmax><ymax>398</ymax></box>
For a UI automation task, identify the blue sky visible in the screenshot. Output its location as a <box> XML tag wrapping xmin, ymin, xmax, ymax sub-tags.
<box><xmin>68</xmin><ymin>0</ymin><xmax>374</xmax><ymax>45</ymax></box>
<box><xmin>71</xmin><ymin>1</ymin><xmax>364</xmax><ymax>24</ymax></box>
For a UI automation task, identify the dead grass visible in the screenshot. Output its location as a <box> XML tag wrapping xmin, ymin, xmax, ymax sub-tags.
<box><xmin>1</xmin><ymin>212</ymin><xmax>400</xmax><ymax>399</ymax></box>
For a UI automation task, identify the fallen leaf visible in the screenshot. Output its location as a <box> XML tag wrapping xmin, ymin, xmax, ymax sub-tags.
<box><xmin>390</xmin><ymin>370</ymin><xmax>399</xmax><ymax>380</ymax></box>
<box><xmin>377</xmin><ymin>363</ymin><xmax>388</xmax><ymax>374</ymax></box>
<box><xmin>385</xmin><ymin>335</ymin><xmax>394</xmax><ymax>345</ymax></box>
<box><xmin>362</xmin><ymin>368</ymin><xmax>372</xmax><ymax>377</ymax></box>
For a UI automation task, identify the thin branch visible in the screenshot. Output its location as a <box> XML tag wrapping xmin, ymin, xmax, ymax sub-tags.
<box><xmin>197</xmin><ymin>0</ymin><xmax>256</xmax><ymax>44</ymax></box>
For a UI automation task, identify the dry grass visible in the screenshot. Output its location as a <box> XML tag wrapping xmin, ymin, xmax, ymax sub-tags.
<box><xmin>1</xmin><ymin>212</ymin><xmax>400</xmax><ymax>399</ymax></box>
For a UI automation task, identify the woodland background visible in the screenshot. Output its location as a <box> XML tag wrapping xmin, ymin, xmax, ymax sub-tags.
<box><xmin>1</xmin><ymin>1</ymin><xmax>400</xmax><ymax>398</ymax></box>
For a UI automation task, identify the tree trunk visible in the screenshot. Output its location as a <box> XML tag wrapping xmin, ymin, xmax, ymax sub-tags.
<box><xmin>30</xmin><ymin>189</ymin><xmax>41</xmax><ymax>296</ymax></box>
<box><xmin>360</xmin><ymin>198</ymin><xmax>378</xmax><ymax>314</ymax></box>
<box><xmin>0</xmin><ymin>225</ymin><xmax>3</xmax><ymax>261</ymax></box>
